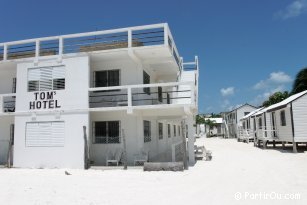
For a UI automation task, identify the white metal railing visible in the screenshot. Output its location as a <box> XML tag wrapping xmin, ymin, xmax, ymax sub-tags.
<box><xmin>89</xmin><ymin>81</ymin><xmax>195</xmax><ymax>109</ymax></box>
<box><xmin>0</xmin><ymin>93</ymin><xmax>16</xmax><ymax>114</ymax></box>
<box><xmin>0</xmin><ymin>23</ymin><xmax>181</xmax><ymax>67</ymax></box>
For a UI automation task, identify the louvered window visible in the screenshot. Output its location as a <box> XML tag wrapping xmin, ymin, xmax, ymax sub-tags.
<box><xmin>28</xmin><ymin>66</ymin><xmax>65</xmax><ymax>92</ymax></box>
<box><xmin>26</xmin><ymin>122</ymin><xmax>65</xmax><ymax>147</ymax></box>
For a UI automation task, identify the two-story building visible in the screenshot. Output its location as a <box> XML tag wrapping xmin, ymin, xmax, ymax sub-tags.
<box><xmin>0</xmin><ymin>23</ymin><xmax>199</xmax><ymax>168</ymax></box>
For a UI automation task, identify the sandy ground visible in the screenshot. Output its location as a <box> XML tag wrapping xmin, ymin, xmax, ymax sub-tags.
<box><xmin>1</xmin><ymin>137</ymin><xmax>307</xmax><ymax>205</ymax></box>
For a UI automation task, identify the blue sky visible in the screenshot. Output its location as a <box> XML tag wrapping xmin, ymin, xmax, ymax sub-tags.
<box><xmin>1</xmin><ymin>0</ymin><xmax>307</xmax><ymax>113</ymax></box>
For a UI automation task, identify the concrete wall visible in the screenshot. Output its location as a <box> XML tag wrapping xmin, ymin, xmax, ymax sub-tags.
<box><xmin>13</xmin><ymin>56</ymin><xmax>90</xmax><ymax>168</ymax></box>
<box><xmin>89</xmin><ymin>111</ymin><xmax>182</xmax><ymax>165</ymax></box>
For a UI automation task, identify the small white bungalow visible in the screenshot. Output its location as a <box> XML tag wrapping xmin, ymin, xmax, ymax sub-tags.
<box><xmin>224</xmin><ymin>103</ymin><xmax>257</xmax><ymax>138</ymax></box>
<box><xmin>239</xmin><ymin>107</ymin><xmax>263</xmax><ymax>143</ymax></box>
<box><xmin>201</xmin><ymin>118</ymin><xmax>224</xmax><ymax>137</ymax></box>
<box><xmin>265</xmin><ymin>90</ymin><xmax>307</xmax><ymax>152</ymax></box>
<box><xmin>251</xmin><ymin>90</ymin><xmax>307</xmax><ymax>152</ymax></box>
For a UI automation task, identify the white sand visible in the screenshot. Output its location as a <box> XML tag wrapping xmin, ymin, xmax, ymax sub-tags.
<box><xmin>0</xmin><ymin>137</ymin><xmax>307</xmax><ymax>205</ymax></box>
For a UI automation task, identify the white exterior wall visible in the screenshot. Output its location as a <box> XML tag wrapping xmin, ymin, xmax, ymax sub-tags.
<box><xmin>0</xmin><ymin>64</ymin><xmax>16</xmax><ymax>94</ymax></box>
<box><xmin>13</xmin><ymin>56</ymin><xmax>90</xmax><ymax>168</ymax></box>
<box><xmin>272</xmin><ymin>107</ymin><xmax>293</xmax><ymax>142</ymax></box>
<box><xmin>292</xmin><ymin>94</ymin><xmax>307</xmax><ymax>142</ymax></box>
<box><xmin>90</xmin><ymin>111</ymin><xmax>182</xmax><ymax>165</ymax></box>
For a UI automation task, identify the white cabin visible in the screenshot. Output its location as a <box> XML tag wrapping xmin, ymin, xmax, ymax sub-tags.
<box><xmin>248</xmin><ymin>90</ymin><xmax>307</xmax><ymax>152</ymax></box>
<box><xmin>224</xmin><ymin>104</ymin><xmax>257</xmax><ymax>138</ymax></box>
<box><xmin>239</xmin><ymin>107</ymin><xmax>264</xmax><ymax>142</ymax></box>
<box><xmin>0</xmin><ymin>23</ymin><xmax>199</xmax><ymax>168</ymax></box>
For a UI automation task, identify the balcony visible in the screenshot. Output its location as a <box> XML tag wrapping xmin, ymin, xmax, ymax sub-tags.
<box><xmin>0</xmin><ymin>23</ymin><xmax>181</xmax><ymax>70</ymax></box>
<box><xmin>88</xmin><ymin>81</ymin><xmax>195</xmax><ymax>115</ymax></box>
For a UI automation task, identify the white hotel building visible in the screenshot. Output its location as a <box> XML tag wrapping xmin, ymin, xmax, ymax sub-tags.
<box><xmin>0</xmin><ymin>23</ymin><xmax>199</xmax><ymax>168</ymax></box>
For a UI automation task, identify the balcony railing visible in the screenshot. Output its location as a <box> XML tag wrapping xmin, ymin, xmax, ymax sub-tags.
<box><xmin>89</xmin><ymin>81</ymin><xmax>195</xmax><ymax>109</ymax></box>
<box><xmin>0</xmin><ymin>94</ymin><xmax>16</xmax><ymax>114</ymax></box>
<box><xmin>0</xmin><ymin>23</ymin><xmax>181</xmax><ymax>69</ymax></box>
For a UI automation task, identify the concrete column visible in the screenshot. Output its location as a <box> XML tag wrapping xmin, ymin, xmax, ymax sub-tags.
<box><xmin>186</xmin><ymin>115</ymin><xmax>195</xmax><ymax>166</ymax></box>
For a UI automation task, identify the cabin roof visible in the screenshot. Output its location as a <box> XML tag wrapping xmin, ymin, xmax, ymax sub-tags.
<box><xmin>241</xmin><ymin>107</ymin><xmax>264</xmax><ymax>120</ymax></box>
<box><xmin>253</xmin><ymin>90</ymin><xmax>307</xmax><ymax>116</ymax></box>
<box><xmin>266</xmin><ymin>90</ymin><xmax>307</xmax><ymax>112</ymax></box>
<box><xmin>228</xmin><ymin>103</ymin><xmax>257</xmax><ymax>113</ymax></box>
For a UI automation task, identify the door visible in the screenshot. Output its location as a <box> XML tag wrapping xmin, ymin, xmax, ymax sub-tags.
<box><xmin>271</xmin><ymin>112</ymin><xmax>277</xmax><ymax>137</ymax></box>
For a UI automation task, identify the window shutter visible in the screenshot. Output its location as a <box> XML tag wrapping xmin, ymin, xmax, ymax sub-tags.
<box><xmin>26</xmin><ymin>122</ymin><xmax>65</xmax><ymax>147</ymax></box>
<box><xmin>40</xmin><ymin>67</ymin><xmax>53</xmax><ymax>91</ymax></box>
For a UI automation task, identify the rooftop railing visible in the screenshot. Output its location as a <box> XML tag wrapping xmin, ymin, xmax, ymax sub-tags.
<box><xmin>0</xmin><ymin>23</ymin><xmax>181</xmax><ymax>69</ymax></box>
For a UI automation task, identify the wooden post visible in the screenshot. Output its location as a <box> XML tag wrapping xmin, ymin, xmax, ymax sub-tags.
<box><xmin>83</xmin><ymin>126</ymin><xmax>89</xmax><ymax>169</ymax></box>
<box><xmin>273</xmin><ymin>140</ymin><xmax>276</xmax><ymax>148</ymax></box>
<box><xmin>282</xmin><ymin>142</ymin><xmax>285</xmax><ymax>149</ymax></box>
<box><xmin>181</xmin><ymin>120</ymin><xmax>188</xmax><ymax>170</ymax></box>
<box><xmin>122</xmin><ymin>129</ymin><xmax>128</xmax><ymax>170</ymax></box>
<box><xmin>293</xmin><ymin>142</ymin><xmax>298</xmax><ymax>153</ymax></box>
<box><xmin>7</xmin><ymin>124</ymin><xmax>14</xmax><ymax>168</ymax></box>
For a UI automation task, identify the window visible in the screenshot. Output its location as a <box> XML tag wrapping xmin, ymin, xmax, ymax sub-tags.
<box><xmin>173</xmin><ymin>125</ymin><xmax>176</xmax><ymax>137</ymax></box>
<box><xmin>168</xmin><ymin>124</ymin><xmax>171</xmax><ymax>138</ymax></box>
<box><xmin>94</xmin><ymin>70</ymin><xmax>120</xmax><ymax>87</ymax></box>
<box><xmin>244</xmin><ymin>112</ymin><xmax>250</xmax><ymax>116</ymax></box>
<box><xmin>243</xmin><ymin>122</ymin><xmax>246</xmax><ymax>129</ymax></box>
<box><xmin>26</xmin><ymin>121</ymin><xmax>65</xmax><ymax>147</ymax></box>
<box><xmin>28</xmin><ymin>66</ymin><xmax>65</xmax><ymax>92</ymax></box>
<box><xmin>158</xmin><ymin>123</ymin><xmax>163</xmax><ymax>139</ymax></box>
<box><xmin>178</xmin><ymin>126</ymin><xmax>181</xmax><ymax>137</ymax></box>
<box><xmin>258</xmin><ymin>118</ymin><xmax>262</xmax><ymax>129</ymax></box>
<box><xmin>280</xmin><ymin>110</ymin><xmax>286</xmax><ymax>126</ymax></box>
<box><xmin>144</xmin><ymin>120</ymin><xmax>151</xmax><ymax>142</ymax></box>
<box><xmin>93</xmin><ymin>121</ymin><xmax>120</xmax><ymax>144</ymax></box>
<box><xmin>143</xmin><ymin>71</ymin><xmax>150</xmax><ymax>95</ymax></box>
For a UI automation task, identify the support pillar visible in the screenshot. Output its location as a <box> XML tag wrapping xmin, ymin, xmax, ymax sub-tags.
<box><xmin>293</xmin><ymin>141</ymin><xmax>297</xmax><ymax>153</ymax></box>
<box><xmin>186</xmin><ymin>115</ymin><xmax>195</xmax><ymax>166</ymax></box>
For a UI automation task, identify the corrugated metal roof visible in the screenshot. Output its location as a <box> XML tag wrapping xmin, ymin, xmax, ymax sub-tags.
<box><xmin>241</xmin><ymin>107</ymin><xmax>264</xmax><ymax>120</ymax></box>
<box><xmin>266</xmin><ymin>90</ymin><xmax>307</xmax><ymax>112</ymax></box>
<box><xmin>254</xmin><ymin>90</ymin><xmax>307</xmax><ymax>116</ymax></box>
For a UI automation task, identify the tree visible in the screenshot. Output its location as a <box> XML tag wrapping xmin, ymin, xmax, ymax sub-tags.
<box><xmin>291</xmin><ymin>68</ymin><xmax>307</xmax><ymax>94</ymax></box>
<box><xmin>262</xmin><ymin>91</ymin><xmax>290</xmax><ymax>107</ymax></box>
<box><xmin>204</xmin><ymin>119</ymin><xmax>217</xmax><ymax>137</ymax></box>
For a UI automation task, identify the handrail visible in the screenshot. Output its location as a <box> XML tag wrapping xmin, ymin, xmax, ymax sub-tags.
<box><xmin>89</xmin><ymin>81</ymin><xmax>194</xmax><ymax>92</ymax></box>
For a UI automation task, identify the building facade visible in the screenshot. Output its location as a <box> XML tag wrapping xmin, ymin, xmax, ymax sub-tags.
<box><xmin>0</xmin><ymin>23</ymin><xmax>199</xmax><ymax>168</ymax></box>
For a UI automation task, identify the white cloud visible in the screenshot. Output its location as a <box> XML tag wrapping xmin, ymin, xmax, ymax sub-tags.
<box><xmin>269</xmin><ymin>72</ymin><xmax>292</xmax><ymax>84</ymax></box>
<box><xmin>275</xmin><ymin>0</ymin><xmax>307</xmax><ymax>19</ymax></box>
<box><xmin>251</xmin><ymin>85</ymin><xmax>287</xmax><ymax>106</ymax></box>
<box><xmin>253</xmin><ymin>71</ymin><xmax>292</xmax><ymax>90</ymax></box>
<box><xmin>220</xmin><ymin>87</ymin><xmax>235</xmax><ymax>97</ymax></box>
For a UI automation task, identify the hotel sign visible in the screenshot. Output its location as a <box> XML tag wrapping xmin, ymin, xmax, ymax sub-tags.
<box><xmin>29</xmin><ymin>91</ymin><xmax>61</xmax><ymax>110</ymax></box>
